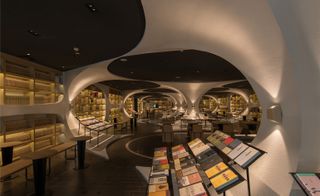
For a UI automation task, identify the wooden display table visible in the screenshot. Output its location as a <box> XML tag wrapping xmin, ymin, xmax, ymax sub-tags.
<box><xmin>0</xmin><ymin>141</ymin><xmax>24</xmax><ymax>166</ymax></box>
<box><xmin>71</xmin><ymin>136</ymin><xmax>92</xmax><ymax>170</ymax></box>
<box><xmin>21</xmin><ymin>149</ymin><xmax>57</xmax><ymax>196</ymax></box>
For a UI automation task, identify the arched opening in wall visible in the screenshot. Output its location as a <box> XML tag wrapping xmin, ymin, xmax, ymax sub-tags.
<box><xmin>70</xmin><ymin>85</ymin><xmax>106</xmax><ymax>122</ymax></box>
<box><xmin>200</xmin><ymin>84</ymin><xmax>262</xmax><ymax>142</ymax></box>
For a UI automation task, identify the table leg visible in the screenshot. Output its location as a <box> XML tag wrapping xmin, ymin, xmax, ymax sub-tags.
<box><xmin>33</xmin><ymin>158</ymin><xmax>47</xmax><ymax>196</ymax></box>
<box><xmin>76</xmin><ymin>140</ymin><xmax>86</xmax><ymax>170</ymax></box>
<box><xmin>1</xmin><ymin>146</ymin><xmax>14</xmax><ymax>166</ymax></box>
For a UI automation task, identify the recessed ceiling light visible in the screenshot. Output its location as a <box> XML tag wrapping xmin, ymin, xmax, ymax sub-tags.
<box><xmin>61</xmin><ymin>66</ymin><xmax>65</xmax><ymax>69</ymax></box>
<box><xmin>120</xmin><ymin>58</ymin><xmax>127</xmax><ymax>62</ymax></box>
<box><xmin>73</xmin><ymin>47</ymin><xmax>80</xmax><ymax>52</ymax></box>
<box><xmin>175</xmin><ymin>76</ymin><xmax>181</xmax><ymax>79</ymax></box>
<box><xmin>28</xmin><ymin>29</ymin><xmax>40</xmax><ymax>37</ymax></box>
<box><xmin>196</xmin><ymin>70</ymin><xmax>200</xmax><ymax>73</ymax></box>
<box><xmin>26</xmin><ymin>53</ymin><xmax>31</xmax><ymax>56</ymax></box>
<box><xmin>86</xmin><ymin>3</ymin><xmax>97</xmax><ymax>12</ymax></box>
<box><xmin>130</xmin><ymin>71</ymin><xmax>134</xmax><ymax>74</ymax></box>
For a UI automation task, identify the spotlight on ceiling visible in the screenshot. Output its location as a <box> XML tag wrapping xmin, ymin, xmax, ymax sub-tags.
<box><xmin>28</xmin><ymin>29</ymin><xmax>40</xmax><ymax>37</ymax></box>
<box><xmin>175</xmin><ymin>76</ymin><xmax>181</xmax><ymax>79</ymax></box>
<box><xmin>73</xmin><ymin>47</ymin><xmax>80</xmax><ymax>55</ymax></box>
<box><xmin>26</xmin><ymin>53</ymin><xmax>31</xmax><ymax>56</ymax></box>
<box><xmin>86</xmin><ymin>3</ymin><xmax>97</xmax><ymax>12</ymax></box>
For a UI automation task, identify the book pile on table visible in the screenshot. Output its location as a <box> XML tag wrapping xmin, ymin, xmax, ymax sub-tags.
<box><xmin>207</xmin><ymin>130</ymin><xmax>262</xmax><ymax>168</ymax></box>
<box><xmin>293</xmin><ymin>173</ymin><xmax>320</xmax><ymax>196</ymax></box>
<box><xmin>148</xmin><ymin>147</ymin><xmax>170</xmax><ymax>196</ymax></box>
<box><xmin>188</xmin><ymin>138</ymin><xmax>240</xmax><ymax>193</ymax></box>
<box><xmin>171</xmin><ymin>144</ymin><xmax>208</xmax><ymax>196</ymax></box>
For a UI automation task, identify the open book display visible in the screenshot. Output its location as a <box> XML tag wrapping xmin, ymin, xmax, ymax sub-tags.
<box><xmin>148</xmin><ymin>147</ymin><xmax>170</xmax><ymax>196</ymax></box>
<box><xmin>187</xmin><ymin>138</ymin><xmax>244</xmax><ymax>194</ymax></box>
<box><xmin>206</xmin><ymin>130</ymin><xmax>265</xmax><ymax>169</ymax></box>
<box><xmin>291</xmin><ymin>172</ymin><xmax>320</xmax><ymax>196</ymax></box>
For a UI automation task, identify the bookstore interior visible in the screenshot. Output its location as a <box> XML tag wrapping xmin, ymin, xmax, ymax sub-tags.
<box><xmin>0</xmin><ymin>0</ymin><xmax>319</xmax><ymax>196</ymax></box>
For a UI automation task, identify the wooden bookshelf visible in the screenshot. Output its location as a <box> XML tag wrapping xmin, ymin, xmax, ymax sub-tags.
<box><xmin>0</xmin><ymin>114</ymin><xmax>65</xmax><ymax>164</ymax></box>
<box><xmin>199</xmin><ymin>96</ymin><xmax>218</xmax><ymax>113</ymax></box>
<box><xmin>229</xmin><ymin>94</ymin><xmax>247</xmax><ymax>116</ymax></box>
<box><xmin>0</xmin><ymin>53</ymin><xmax>63</xmax><ymax>105</ymax></box>
<box><xmin>71</xmin><ymin>85</ymin><xmax>106</xmax><ymax>121</ymax></box>
<box><xmin>216</xmin><ymin>97</ymin><xmax>229</xmax><ymax>115</ymax></box>
<box><xmin>124</xmin><ymin>97</ymin><xmax>134</xmax><ymax>117</ymax></box>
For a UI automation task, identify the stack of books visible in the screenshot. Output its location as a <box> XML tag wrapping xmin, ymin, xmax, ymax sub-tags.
<box><xmin>207</xmin><ymin>130</ymin><xmax>262</xmax><ymax>168</ymax></box>
<box><xmin>148</xmin><ymin>147</ymin><xmax>170</xmax><ymax>196</ymax></box>
<box><xmin>171</xmin><ymin>144</ymin><xmax>208</xmax><ymax>196</ymax></box>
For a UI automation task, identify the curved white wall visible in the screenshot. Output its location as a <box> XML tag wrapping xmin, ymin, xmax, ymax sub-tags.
<box><xmin>60</xmin><ymin>0</ymin><xmax>320</xmax><ymax>195</ymax></box>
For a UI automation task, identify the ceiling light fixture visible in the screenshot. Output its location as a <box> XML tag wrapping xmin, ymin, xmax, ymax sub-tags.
<box><xmin>175</xmin><ymin>76</ymin><xmax>181</xmax><ymax>79</ymax></box>
<box><xmin>130</xmin><ymin>71</ymin><xmax>134</xmax><ymax>74</ymax></box>
<box><xmin>28</xmin><ymin>29</ymin><xmax>40</xmax><ymax>37</ymax></box>
<box><xmin>73</xmin><ymin>47</ymin><xmax>80</xmax><ymax>55</ymax></box>
<box><xmin>86</xmin><ymin>3</ymin><xmax>97</xmax><ymax>12</ymax></box>
<box><xmin>26</xmin><ymin>53</ymin><xmax>31</xmax><ymax>56</ymax></box>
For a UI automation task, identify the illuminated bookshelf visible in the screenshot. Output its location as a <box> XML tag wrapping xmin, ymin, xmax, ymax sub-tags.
<box><xmin>0</xmin><ymin>53</ymin><xmax>63</xmax><ymax>105</ymax></box>
<box><xmin>0</xmin><ymin>114</ymin><xmax>65</xmax><ymax>164</ymax></box>
<box><xmin>71</xmin><ymin>85</ymin><xmax>106</xmax><ymax>121</ymax></box>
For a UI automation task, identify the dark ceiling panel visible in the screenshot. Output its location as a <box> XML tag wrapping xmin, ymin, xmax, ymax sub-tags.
<box><xmin>1</xmin><ymin>0</ymin><xmax>145</xmax><ymax>71</ymax></box>
<box><xmin>207</xmin><ymin>87</ymin><xmax>229</xmax><ymax>93</ymax></box>
<box><xmin>144</xmin><ymin>88</ymin><xmax>177</xmax><ymax>93</ymax></box>
<box><xmin>133</xmin><ymin>92</ymin><xmax>168</xmax><ymax>99</ymax></box>
<box><xmin>108</xmin><ymin>50</ymin><xmax>245</xmax><ymax>82</ymax></box>
<box><xmin>100</xmin><ymin>80</ymin><xmax>159</xmax><ymax>91</ymax></box>
<box><xmin>223</xmin><ymin>81</ymin><xmax>253</xmax><ymax>90</ymax></box>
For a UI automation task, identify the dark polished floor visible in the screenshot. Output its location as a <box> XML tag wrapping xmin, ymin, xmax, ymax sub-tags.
<box><xmin>1</xmin><ymin>123</ymin><xmax>159</xmax><ymax>196</ymax></box>
<box><xmin>1</xmin><ymin>122</ymin><xmax>254</xmax><ymax>196</ymax></box>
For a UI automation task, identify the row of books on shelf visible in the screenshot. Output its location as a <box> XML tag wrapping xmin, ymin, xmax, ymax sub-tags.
<box><xmin>148</xmin><ymin>147</ymin><xmax>170</xmax><ymax>196</ymax></box>
<box><xmin>5</xmin><ymin>78</ymin><xmax>32</xmax><ymax>89</ymax></box>
<box><xmin>187</xmin><ymin>138</ymin><xmax>243</xmax><ymax>193</ymax></box>
<box><xmin>206</xmin><ymin>130</ymin><xmax>263</xmax><ymax>168</ymax></box>
<box><xmin>171</xmin><ymin>144</ymin><xmax>208</xmax><ymax>196</ymax></box>
<box><xmin>5</xmin><ymin>96</ymin><xmax>31</xmax><ymax>105</ymax></box>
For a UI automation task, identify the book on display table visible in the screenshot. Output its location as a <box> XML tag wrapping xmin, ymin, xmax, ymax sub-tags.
<box><xmin>148</xmin><ymin>147</ymin><xmax>171</xmax><ymax>196</ymax></box>
<box><xmin>291</xmin><ymin>172</ymin><xmax>320</xmax><ymax>196</ymax></box>
<box><xmin>185</xmin><ymin>138</ymin><xmax>245</xmax><ymax>195</ymax></box>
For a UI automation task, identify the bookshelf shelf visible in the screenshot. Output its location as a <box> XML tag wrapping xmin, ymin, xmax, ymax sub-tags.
<box><xmin>0</xmin><ymin>53</ymin><xmax>63</xmax><ymax>105</ymax></box>
<box><xmin>0</xmin><ymin>114</ymin><xmax>65</xmax><ymax>165</ymax></box>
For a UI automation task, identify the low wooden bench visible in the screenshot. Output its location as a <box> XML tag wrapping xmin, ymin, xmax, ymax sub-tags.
<box><xmin>0</xmin><ymin>141</ymin><xmax>76</xmax><ymax>180</ymax></box>
<box><xmin>0</xmin><ymin>159</ymin><xmax>32</xmax><ymax>180</ymax></box>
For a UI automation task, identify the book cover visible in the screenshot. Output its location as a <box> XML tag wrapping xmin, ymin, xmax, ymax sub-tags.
<box><xmin>173</xmin><ymin>151</ymin><xmax>189</xmax><ymax>159</ymax></box>
<box><xmin>197</xmin><ymin>150</ymin><xmax>218</xmax><ymax>164</ymax></box>
<box><xmin>210</xmin><ymin>169</ymin><xmax>239</xmax><ymax>191</ymax></box>
<box><xmin>216</xmin><ymin>142</ymin><xmax>226</xmax><ymax>150</ymax></box>
<box><xmin>180</xmin><ymin>160</ymin><xmax>196</xmax><ymax>169</ymax></box>
<box><xmin>295</xmin><ymin>173</ymin><xmax>320</xmax><ymax>195</ymax></box>
<box><xmin>188</xmin><ymin>138</ymin><xmax>202</xmax><ymax>148</ymax></box>
<box><xmin>149</xmin><ymin>183</ymin><xmax>169</xmax><ymax>192</ymax></box>
<box><xmin>228</xmin><ymin>139</ymin><xmax>242</xmax><ymax>149</ymax></box>
<box><xmin>149</xmin><ymin>176</ymin><xmax>168</xmax><ymax>185</ymax></box>
<box><xmin>234</xmin><ymin>147</ymin><xmax>261</xmax><ymax>168</ymax></box>
<box><xmin>227</xmin><ymin>143</ymin><xmax>249</xmax><ymax>160</ymax></box>
<box><xmin>222</xmin><ymin>146</ymin><xmax>232</xmax><ymax>154</ymax></box>
<box><xmin>179</xmin><ymin>182</ymin><xmax>207</xmax><ymax>196</ymax></box>
<box><xmin>223</xmin><ymin>137</ymin><xmax>234</xmax><ymax>145</ymax></box>
<box><xmin>200</xmin><ymin>154</ymin><xmax>223</xmax><ymax>171</ymax></box>
<box><xmin>196</xmin><ymin>148</ymin><xmax>216</xmax><ymax>162</ymax></box>
<box><xmin>192</xmin><ymin>144</ymin><xmax>210</xmax><ymax>156</ymax></box>
<box><xmin>148</xmin><ymin>190</ymin><xmax>170</xmax><ymax>196</ymax></box>
<box><xmin>181</xmin><ymin>166</ymin><xmax>198</xmax><ymax>176</ymax></box>
<box><xmin>205</xmin><ymin>162</ymin><xmax>229</xmax><ymax>178</ymax></box>
<box><xmin>178</xmin><ymin>172</ymin><xmax>202</xmax><ymax>187</ymax></box>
